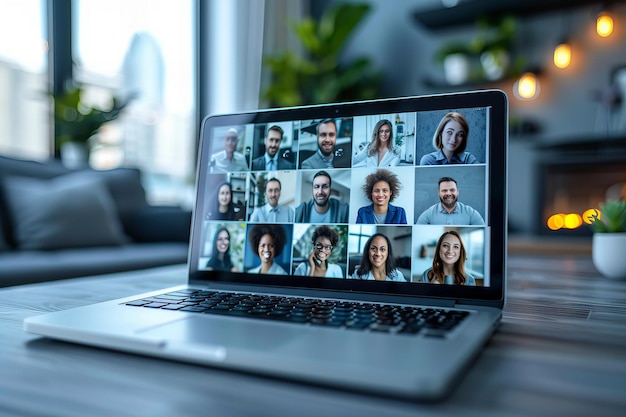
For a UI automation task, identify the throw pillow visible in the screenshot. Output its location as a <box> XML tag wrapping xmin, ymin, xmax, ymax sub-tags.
<box><xmin>2</xmin><ymin>173</ymin><xmax>127</xmax><ymax>250</ymax></box>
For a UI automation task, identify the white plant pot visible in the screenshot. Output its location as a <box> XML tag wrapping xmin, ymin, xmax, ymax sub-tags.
<box><xmin>592</xmin><ymin>233</ymin><xmax>626</xmax><ymax>279</ymax></box>
<box><xmin>443</xmin><ymin>53</ymin><xmax>470</xmax><ymax>85</ymax></box>
<box><xmin>60</xmin><ymin>142</ymin><xmax>89</xmax><ymax>169</ymax></box>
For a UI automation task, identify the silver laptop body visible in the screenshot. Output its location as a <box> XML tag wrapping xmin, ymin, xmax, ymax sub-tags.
<box><xmin>25</xmin><ymin>91</ymin><xmax>508</xmax><ymax>400</ymax></box>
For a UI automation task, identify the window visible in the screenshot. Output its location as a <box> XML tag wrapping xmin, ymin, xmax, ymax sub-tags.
<box><xmin>348</xmin><ymin>225</ymin><xmax>376</xmax><ymax>254</ymax></box>
<box><xmin>74</xmin><ymin>0</ymin><xmax>196</xmax><ymax>205</ymax></box>
<box><xmin>0</xmin><ymin>0</ymin><xmax>48</xmax><ymax>159</ymax></box>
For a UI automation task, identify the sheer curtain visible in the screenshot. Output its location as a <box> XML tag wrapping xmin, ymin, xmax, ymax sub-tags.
<box><xmin>202</xmin><ymin>0</ymin><xmax>308</xmax><ymax>115</ymax></box>
<box><xmin>203</xmin><ymin>0</ymin><xmax>265</xmax><ymax>115</ymax></box>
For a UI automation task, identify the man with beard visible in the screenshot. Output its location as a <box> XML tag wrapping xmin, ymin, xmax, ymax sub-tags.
<box><xmin>300</xmin><ymin>119</ymin><xmax>349</xmax><ymax>169</ymax></box>
<box><xmin>251</xmin><ymin>125</ymin><xmax>295</xmax><ymax>171</ymax></box>
<box><xmin>295</xmin><ymin>171</ymin><xmax>349</xmax><ymax>223</ymax></box>
<box><xmin>249</xmin><ymin>178</ymin><xmax>295</xmax><ymax>223</ymax></box>
<box><xmin>416</xmin><ymin>177</ymin><xmax>484</xmax><ymax>225</ymax></box>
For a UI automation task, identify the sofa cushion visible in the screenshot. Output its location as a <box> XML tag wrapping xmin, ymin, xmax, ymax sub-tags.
<box><xmin>0</xmin><ymin>243</ymin><xmax>188</xmax><ymax>287</ymax></box>
<box><xmin>90</xmin><ymin>168</ymin><xmax>148</xmax><ymax>222</ymax></box>
<box><xmin>0</xmin><ymin>156</ymin><xmax>149</xmax><ymax>245</ymax></box>
<box><xmin>2</xmin><ymin>172</ymin><xmax>127</xmax><ymax>250</ymax></box>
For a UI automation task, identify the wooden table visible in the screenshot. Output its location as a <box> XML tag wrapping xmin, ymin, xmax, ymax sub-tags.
<box><xmin>2</xmin><ymin>255</ymin><xmax>625</xmax><ymax>417</ymax></box>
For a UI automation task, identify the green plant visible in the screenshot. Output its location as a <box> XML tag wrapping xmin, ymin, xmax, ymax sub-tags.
<box><xmin>589</xmin><ymin>200</ymin><xmax>626</xmax><ymax>233</ymax></box>
<box><xmin>262</xmin><ymin>3</ymin><xmax>381</xmax><ymax>107</ymax></box>
<box><xmin>434</xmin><ymin>15</ymin><xmax>526</xmax><ymax>81</ymax></box>
<box><xmin>52</xmin><ymin>83</ymin><xmax>131</xmax><ymax>153</ymax></box>
<box><xmin>469</xmin><ymin>16</ymin><xmax>517</xmax><ymax>56</ymax></box>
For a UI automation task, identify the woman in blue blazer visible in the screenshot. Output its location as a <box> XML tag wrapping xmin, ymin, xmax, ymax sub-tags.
<box><xmin>356</xmin><ymin>168</ymin><xmax>407</xmax><ymax>224</ymax></box>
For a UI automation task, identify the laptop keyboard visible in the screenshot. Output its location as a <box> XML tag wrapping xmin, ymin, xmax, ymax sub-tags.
<box><xmin>125</xmin><ymin>289</ymin><xmax>469</xmax><ymax>336</ymax></box>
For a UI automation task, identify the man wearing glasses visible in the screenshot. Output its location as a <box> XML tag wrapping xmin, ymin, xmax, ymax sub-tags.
<box><xmin>294</xmin><ymin>171</ymin><xmax>349</xmax><ymax>223</ymax></box>
<box><xmin>210</xmin><ymin>127</ymin><xmax>249</xmax><ymax>173</ymax></box>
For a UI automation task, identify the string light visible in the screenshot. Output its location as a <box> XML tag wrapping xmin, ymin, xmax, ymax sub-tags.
<box><xmin>514</xmin><ymin>72</ymin><xmax>540</xmax><ymax>100</ymax></box>
<box><xmin>597</xmin><ymin>12</ymin><xmax>614</xmax><ymax>37</ymax></box>
<box><xmin>554</xmin><ymin>43</ymin><xmax>572</xmax><ymax>69</ymax></box>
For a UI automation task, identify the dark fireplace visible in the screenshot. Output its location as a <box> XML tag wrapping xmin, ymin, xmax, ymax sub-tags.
<box><xmin>536</xmin><ymin>137</ymin><xmax>626</xmax><ymax>236</ymax></box>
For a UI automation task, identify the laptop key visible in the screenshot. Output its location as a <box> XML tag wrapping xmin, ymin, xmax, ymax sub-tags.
<box><xmin>125</xmin><ymin>300</ymin><xmax>150</xmax><ymax>306</ymax></box>
<box><xmin>180</xmin><ymin>306</ymin><xmax>208</xmax><ymax>312</ymax></box>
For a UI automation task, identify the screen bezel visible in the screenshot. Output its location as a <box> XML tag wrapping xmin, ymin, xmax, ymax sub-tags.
<box><xmin>188</xmin><ymin>91</ymin><xmax>507</xmax><ymax>308</ymax></box>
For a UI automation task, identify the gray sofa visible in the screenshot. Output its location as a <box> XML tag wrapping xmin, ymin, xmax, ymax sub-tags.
<box><xmin>0</xmin><ymin>155</ymin><xmax>191</xmax><ymax>287</ymax></box>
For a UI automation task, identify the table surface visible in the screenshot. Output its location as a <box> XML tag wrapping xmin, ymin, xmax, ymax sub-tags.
<box><xmin>2</xmin><ymin>254</ymin><xmax>626</xmax><ymax>417</ymax></box>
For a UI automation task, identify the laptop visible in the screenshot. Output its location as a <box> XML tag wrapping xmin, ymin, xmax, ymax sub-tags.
<box><xmin>24</xmin><ymin>90</ymin><xmax>508</xmax><ymax>400</ymax></box>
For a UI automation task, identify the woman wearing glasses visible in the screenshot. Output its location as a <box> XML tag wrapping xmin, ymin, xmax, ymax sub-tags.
<box><xmin>294</xmin><ymin>225</ymin><xmax>343</xmax><ymax>278</ymax></box>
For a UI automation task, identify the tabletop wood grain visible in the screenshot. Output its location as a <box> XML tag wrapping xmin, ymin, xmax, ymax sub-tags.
<box><xmin>1</xmin><ymin>255</ymin><xmax>625</xmax><ymax>417</ymax></box>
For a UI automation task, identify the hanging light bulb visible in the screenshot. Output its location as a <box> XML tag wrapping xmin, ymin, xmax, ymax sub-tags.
<box><xmin>554</xmin><ymin>43</ymin><xmax>572</xmax><ymax>69</ymax></box>
<box><xmin>597</xmin><ymin>12</ymin><xmax>614</xmax><ymax>37</ymax></box>
<box><xmin>514</xmin><ymin>72</ymin><xmax>540</xmax><ymax>100</ymax></box>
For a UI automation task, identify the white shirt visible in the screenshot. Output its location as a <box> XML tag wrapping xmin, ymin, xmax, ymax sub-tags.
<box><xmin>210</xmin><ymin>150</ymin><xmax>248</xmax><ymax>173</ymax></box>
<box><xmin>249</xmin><ymin>204</ymin><xmax>295</xmax><ymax>223</ymax></box>
<box><xmin>352</xmin><ymin>147</ymin><xmax>400</xmax><ymax>167</ymax></box>
<box><xmin>293</xmin><ymin>262</ymin><xmax>344</xmax><ymax>278</ymax></box>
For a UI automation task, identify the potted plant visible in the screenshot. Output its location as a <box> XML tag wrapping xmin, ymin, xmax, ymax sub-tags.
<box><xmin>262</xmin><ymin>3</ymin><xmax>381</xmax><ymax>107</ymax></box>
<box><xmin>471</xmin><ymin>16</ymin><xmax>517</xmax><ymax>81</ymax></box>
<box><xmin>435</xmin><ymin>41</ymin><xmax>472</xmax><ymax>86</ymax></box>
<box><xmin>52</xmin><ymin>83</ymin><xmax>131</xmax><ymax>167</ymax></box>
<box><xmin>589</xmin><ymin>199</ymin><xmax>626</xmax><ymax>279</ymax></box>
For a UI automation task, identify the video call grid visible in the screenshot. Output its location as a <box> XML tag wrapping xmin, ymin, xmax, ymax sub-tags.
<box><xmin>199</xmin><ymin>107</ymin><xmax>491</xmax><ymax>286</ymax></box>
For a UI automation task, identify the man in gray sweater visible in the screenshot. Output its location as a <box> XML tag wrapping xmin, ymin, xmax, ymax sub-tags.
<box><xmin>295</xmin><ymin>171</ymin><xmax>349</xmax><ymax>223</ymax></box>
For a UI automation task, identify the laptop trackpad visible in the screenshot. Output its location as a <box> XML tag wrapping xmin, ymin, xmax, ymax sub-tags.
<box><xmin>138</xmin><ymin>316</ymin><xmax>300</xmax><ymax>351</ymax></box>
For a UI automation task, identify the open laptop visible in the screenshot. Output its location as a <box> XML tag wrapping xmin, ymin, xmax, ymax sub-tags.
<box><xmin>24</xmin><ymin>90</ymin><xmax>507</xmax><ymax>400</ymax></box>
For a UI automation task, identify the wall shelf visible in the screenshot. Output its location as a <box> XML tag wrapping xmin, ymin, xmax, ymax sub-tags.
<box><xmin>412</xmin><ymin>0</ymin><xmax>622</xmax><ymax>31</ymax></box>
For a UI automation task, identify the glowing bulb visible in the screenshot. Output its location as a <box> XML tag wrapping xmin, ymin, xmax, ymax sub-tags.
<box><xmin>583</xmin><ymin>208</ymin><xmax>601</xmax><ymax>225</ymax></box>
<box><xmin>547</xmin><ymin>214</ymin><xmax>566</xmax><ymax>231</ymax></box>
<box><xmin>515</xmin><ymin>72</ymin><xmax>540</xmax><ymax>100</ymax></box>
<box><xmin>554</xmin><ymin>43</ymin><xmax>571</xmax><ymax>69</ymax></box>
<box><xmin>564</xmin><ymin>213</ymin><xmax>583</xmax><ymax>229</ymax></box>
<box><xmin>597</xmin><ymin>14</ymin><xmax>614</xmax><ymax>37</ymax></box>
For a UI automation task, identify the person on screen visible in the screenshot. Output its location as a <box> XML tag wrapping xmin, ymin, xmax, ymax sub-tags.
<box><xmin>205</xmin><ymin>227</ymin><xmax>239</xmax><ymax>272</ymax></box>
<box><xmin>416</xmin><ymin>177</ymin><xmax>484</xmax><ymax>225</ymax></box>
<box><xmin>301</xmin><ymin>119</ymin><xmax>343</xmax><ymax>169</ymax></box>
<box><xmin>294</xmin><ymin>171</ymin><xmax>349</xmax><ymax>223</ymax></box>
<box><xmin>209</xmin><ymin>128</ymin><xmax>249</xmax><ymax>172</ymax></box>
<box><xmin>420</xmin><ymin>231</ymin><xmax>476</xmax><ymax>285</ymax></box>
<box><xmin>251</xmin><ymin>125</ymin><xmax>294</xmax><ymax>171</ymax></box>
<box><xmin>247</xmin><ymin>224</ymin><xmax>288</xmax><ymax>275</ymax></box>
<box><xmin>249</xmin><ymin>177</ymin><xmax>294</xmax><ymax>223</ymax></box>
<box><xmin>293</xmin><ymin>226</ymin><xmax>343</xmax><ymax>278</ymax></box>
<box><xmin>351</xmin><ymin>233</ymin><xmax>406</xmax><ymax>282</ymax></box>
<box><xmin>419</xmin><ymin>112</ymin><xmax>478</xmax><ymax>165</ymax></box>
<box><xmin>356</xmin><ymin>169</ymin><xmax>407</xmax><ymax>224</ymax></box>
<box><xmin>352</xmin><ymin>119</ymin><xmax>400</xmax><ymax>167</ymax></box>
<box><xmin>205</xmin><ymin>182</ymin><xmax>244</xmax><ymax>221</ymax></box>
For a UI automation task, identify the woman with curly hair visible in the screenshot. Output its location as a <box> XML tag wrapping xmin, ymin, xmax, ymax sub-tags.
<box><xmin>356</xmin><ymin>168</ymin><xmax>407</xmax><ymax>224</ymax></box>
<box><xmin>419</xmin><ymin>112</ymin><xmax>478</xmax><ymax>165</ymax></box>
<box><xmin>294</xmin><ymin>225</ymin><xmax>343</xmax><ymax>278</ymax></box>
<box><xmin>246</xmin><ymin>224</ymin><xmax>288</xmax><ymax>275</ymax></box>
<box><xmin>351</xmin><ymin>233</ymin><xmax>406</xmax><ymax>282</ymax></box>
<box><xmin>420</xmin><ymin>231</ymin><xmax>476</xmax><ymax>285</ymax></box>
<box><xmin>352</xmin><ymin>119</ymin><xmax>400</xmax><ymax>167</ymax></box>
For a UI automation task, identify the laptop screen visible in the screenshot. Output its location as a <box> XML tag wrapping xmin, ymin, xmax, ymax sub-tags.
<box><xmin>189</xmin><ymin>91</ymin><xmax>507</xmax><ymax>305</ymax></box>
